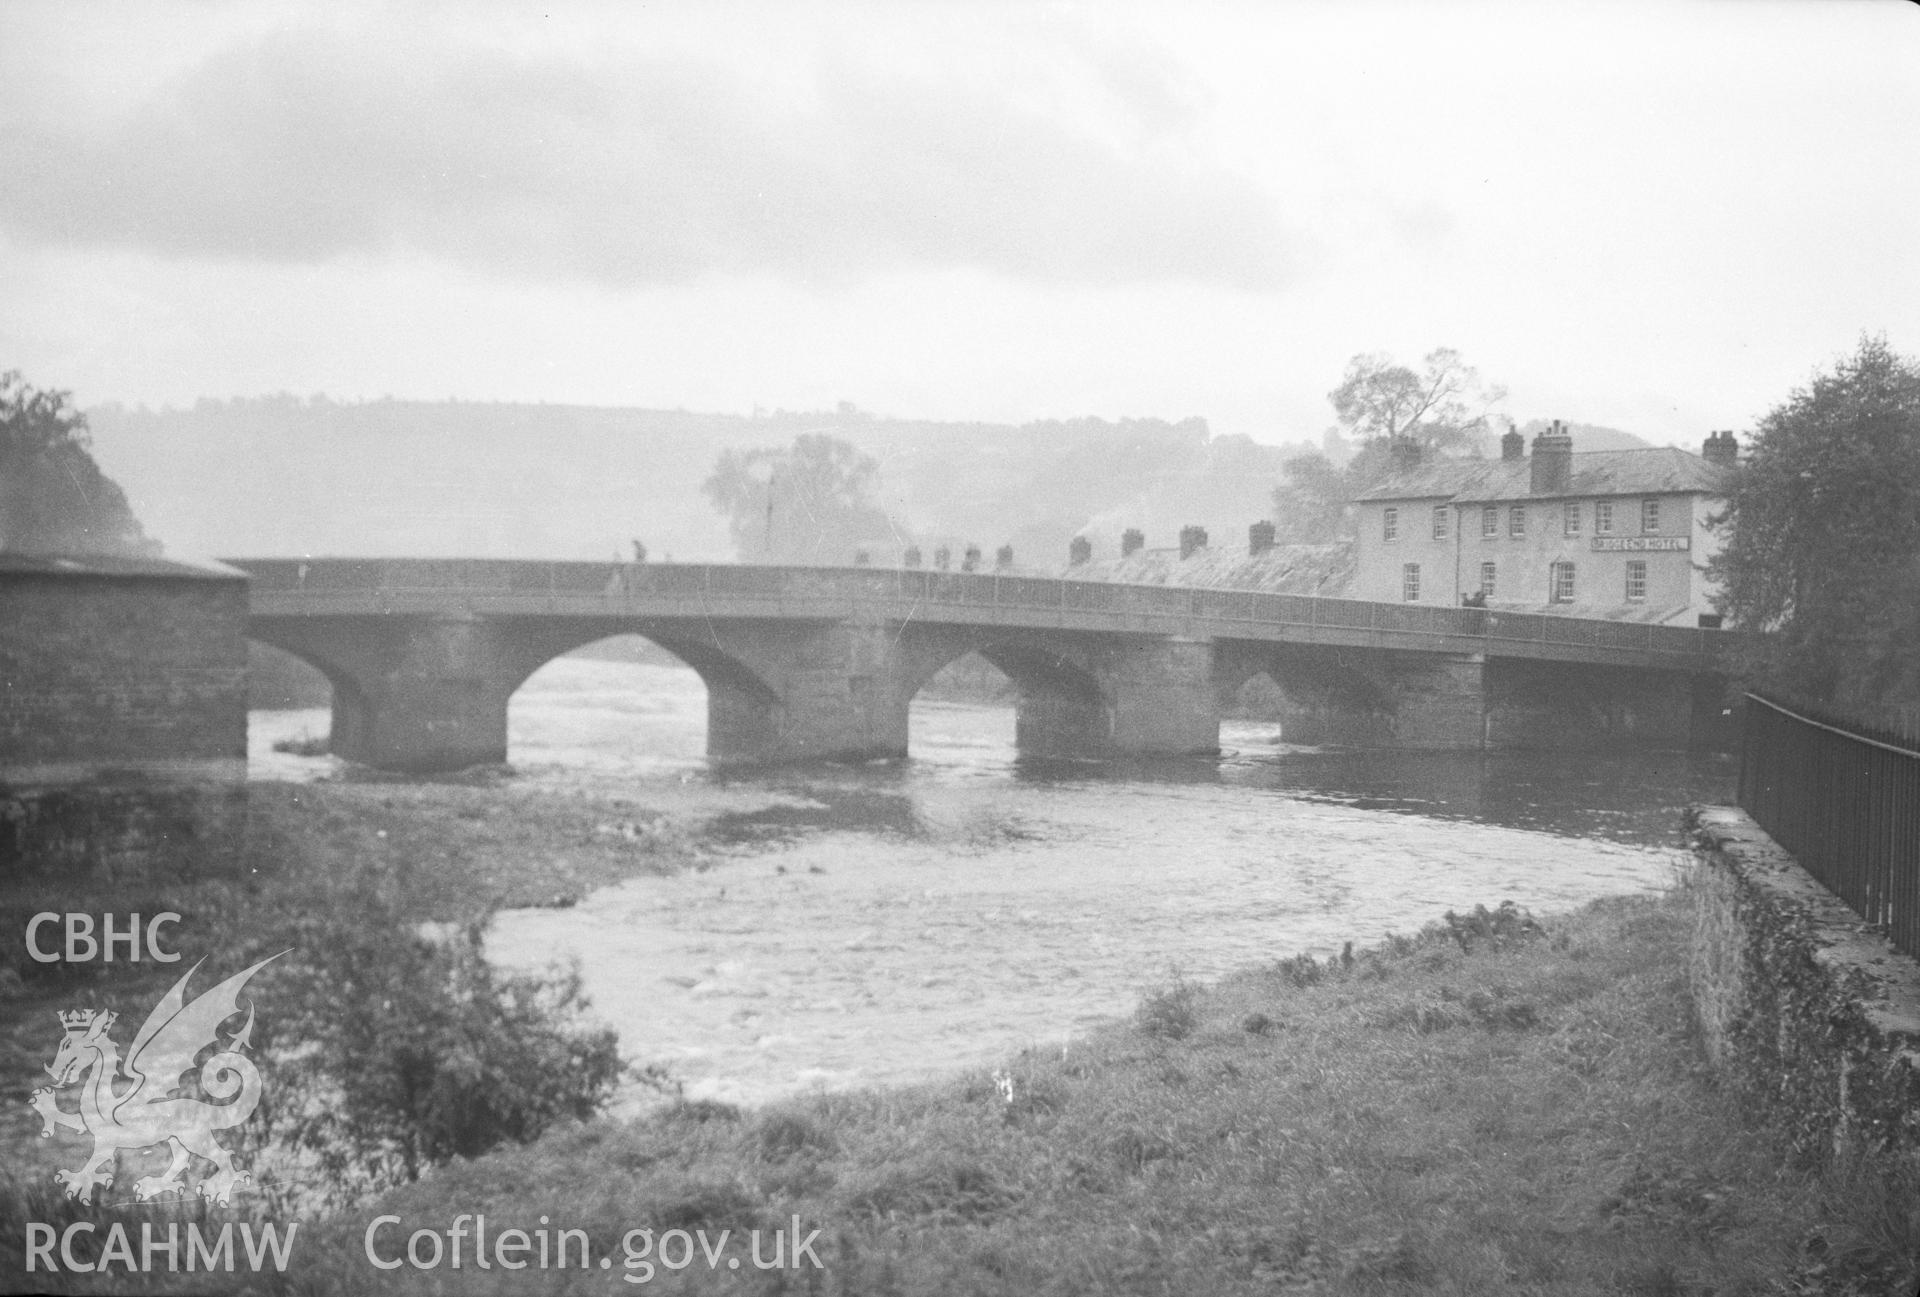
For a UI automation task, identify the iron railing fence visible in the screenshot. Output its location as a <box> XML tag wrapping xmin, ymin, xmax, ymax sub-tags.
<box><xmin>1738</xmin><ymin>691</ymin><xmax>1920</xmax><ymax>960</ymax></box>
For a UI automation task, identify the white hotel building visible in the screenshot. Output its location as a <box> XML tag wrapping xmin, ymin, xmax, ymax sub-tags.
<box><xmin>1349</xmin><ymin>424</ymin><xmax>1739</xmax><ymax>627</ymax></box>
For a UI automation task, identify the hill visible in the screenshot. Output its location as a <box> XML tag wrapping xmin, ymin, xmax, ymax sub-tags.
<box><xmin>84</xmin><ymin>397</ymin><xmax>1311</xmax><ymax>565</ymax></box>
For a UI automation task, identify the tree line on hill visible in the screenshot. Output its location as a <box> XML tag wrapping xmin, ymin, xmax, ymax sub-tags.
<box><xmin>10</xmin><ymin>337</ymin><xmax>1918</xmax><ymax>729</ymax></box>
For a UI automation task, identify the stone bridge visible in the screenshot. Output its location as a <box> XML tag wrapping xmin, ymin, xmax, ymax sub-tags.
<box><xmin>232</xmin><ymin>559</ymin><xmax>1733</xmax><ymax>772</ymax></box>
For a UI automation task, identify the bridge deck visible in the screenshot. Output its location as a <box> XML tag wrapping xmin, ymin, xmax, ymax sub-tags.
<box><xmin>231</xmin><ymin>559</ymin><xmax>1726</xmax><ymax>673</ymax></box>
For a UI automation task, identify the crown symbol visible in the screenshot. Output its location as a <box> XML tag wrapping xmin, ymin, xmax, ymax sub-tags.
<box><xmin>58</xmin><ymin>1009</ymin><xmax>98</xmax><ymax>1030</ymax></box>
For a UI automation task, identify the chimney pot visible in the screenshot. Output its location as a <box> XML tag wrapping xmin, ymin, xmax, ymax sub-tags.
<box><xmin>1529</xmin><ymin>420</ymin><xmax>1574</xmax><ymax>495</ymax></box>
<box><xmin>1701</xmin><ymin>429</ymin><xmax>1740</xmax><ymax>467</ymax></box>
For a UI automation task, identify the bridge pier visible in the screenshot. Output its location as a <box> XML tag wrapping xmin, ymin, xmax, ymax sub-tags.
<box><xmin>1215</xmin><ymin>645</ymin><xmax>1487</xmax><ymax>749</ymax></box>
<box><xmin>323</xmin><ymin>615</ymin><xmax>524</xmax><ymax>771</ymax></box>
<box><xmin>1092</xmin><ymin>636</ymin><xmax>1221</xmax><ymax>758</ymax></box>
<box><xmin>698</xmin><ymin>619</ymin><xmax>912</xmax><ymax>765</ymax></box>
<box><xmin>931</xmin><ymin>632</ymin><xmax>1220</xmax><ymax>760</ymax></box>
<box><xmin>1373</xmin><ymin>652</ymin><xmax>1488</xmax><ymax>749</ymax></box>
<box><xmin>1484</xmin><ymin>658</ymin><xmax>1703</xmax><ymax>750</ymax></box>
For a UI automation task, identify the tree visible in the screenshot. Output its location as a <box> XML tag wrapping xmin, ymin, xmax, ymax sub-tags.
<box><xmin>1709</xmin><ymin>335</ymin><xmax>1920</xmax><ymax>726</ymax></box>
<box><xmin>1269</xmin><ymin>443</ymin><xmax>1390</xmax><ymax>543</ymax></box>
<box><xmin>0</xmin><ymin>370</ymin><xmax>157</xmax><ymax>556</ymax></box>
<box><xmin>1327</xmin><ymin>348</ymin><xmax>1505</xmax><ymax>455</ymax></box>
<box><xmin>1270</xmin><ymin>348</ymin><xmax>1501</xmax><ymax>542</ymax></box>
<box><xmin>703</xmin><ymin>433</ymin><xmax>902</xmax><ymax>563</ymax></box>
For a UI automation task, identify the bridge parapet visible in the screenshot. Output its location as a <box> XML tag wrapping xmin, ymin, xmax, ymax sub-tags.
<box><xmin>232</xmin><ymin>559</ymin><xmax>1727</xmax><ymax>673</ymax></box>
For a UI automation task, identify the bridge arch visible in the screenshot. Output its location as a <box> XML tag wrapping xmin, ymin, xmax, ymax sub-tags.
<box><xmin>891</xmin><ymin>627</ymin><xmax>1216</xmax><ymax>761</ymax></box>
<box><xmin>245</xmin><ymin>614</ymin><xmax>788</xmax><ymax>772</ymax></box>
<box><xmin>968</xmin><ymin>642</ymin><xmax>1110</xmax><ymax>758</ymax></box>
<box><xmin>246</xmin><ymin>626</ymin><xmax>380</xmax><ymax>759</ymax></box>
<box><xmin>1211</xmin><ymin>643</ymin><xmax>1396</xmax><ymax>748</ymax></box>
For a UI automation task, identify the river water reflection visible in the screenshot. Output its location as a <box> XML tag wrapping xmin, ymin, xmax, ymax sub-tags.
<box><xmin>256</xmin><ymin>658</ymin><xmax>1735</xmax><ymax>1111</ymax></box>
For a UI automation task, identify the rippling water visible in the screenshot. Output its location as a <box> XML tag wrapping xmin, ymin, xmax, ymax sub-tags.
<box><xmin>255</xmin><ymin>656</ymin><xmax>1735</xmax><ymax>1111</ymax></box>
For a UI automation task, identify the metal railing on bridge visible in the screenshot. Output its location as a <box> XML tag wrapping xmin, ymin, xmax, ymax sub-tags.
<box><xmin>1738</xmin><ymin>691</ymin><xmax>1920</xmax><ymax>960</ymax></box>
<box><xmin>234</xmin><ymin>559</ymin><xmax>1723</xmax><ymax>664</ymax></box>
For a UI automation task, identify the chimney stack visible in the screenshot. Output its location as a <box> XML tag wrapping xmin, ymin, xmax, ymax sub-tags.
<box><xmin>1179</xmin><ymin>525</ymin><xmax>1208</xmax><ymax>560</ymax></box>
<box><xmin>1500</xmin><ymin>423</ymin><xmax>1525</xmax><ymax>461</ymax></box>
<box><xmin>903</xmin><ymin>545</ymin><xmax>922</xmax><ymax>568</ymax></box>
<box><xmin>995</xmin><ymin>544</ymin><xmax>1014</xmax><ymax>570</ymax></box>
<box><xmin>1529</xmin><ymin>418</ymin><xmax>1573</xmax><ymax>495</ymax></box>
<box><xmin>1389</xmin><ymin>437</ymin><xmax>1422</xmax><ymax>472</ymax></box>
<box><xmin>1701</xmin><ymin>429</ymin><xmax>1740</xmax><ymax>467</ymax></box>
<box><xmin>1068</xmin><ymin>536</ymin><xmax>1092</xmax><ymax>566</ymax></box>
<box><xmin>961</xmin><ymin>544</ymin><xmax>981</xmax><ymax>572</ymax></box>
<box><xmin>1248</xmin><ymin>520</ymin><xmax>1276</xmax><ymax>554</ymax></box>
<box><xmin>1121</xmin><ymin>528</ymin><xmax>1145</xmax><ymax>558</ymax></box>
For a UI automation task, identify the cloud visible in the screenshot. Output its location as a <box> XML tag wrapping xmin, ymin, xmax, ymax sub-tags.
<box><xmin>0</xmin><ymin>26</ymin><xmax>1289</xmax><ymax>290</ymax></box>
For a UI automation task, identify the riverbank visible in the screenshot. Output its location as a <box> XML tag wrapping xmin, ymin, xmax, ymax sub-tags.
<box><xmin>259</xmin><ymin>882</ymin><xmax>1908</xmax><ymax>1295</ymax></box>
<box><xmin>0</xmin><ymin>778</ymin><xmax>742</xmax><ymax>1228</ymax></box>
<box><xmin>6</xmin><ymin>782</ymin><xmax>1914</xmax><ymax>1294</ymax></box>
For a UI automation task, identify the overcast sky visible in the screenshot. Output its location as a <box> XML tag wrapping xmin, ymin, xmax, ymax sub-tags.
<box><xmin>2</xmin><ymin>0</ymin><xmax>1915</xmax><ymax>446</ymax></box>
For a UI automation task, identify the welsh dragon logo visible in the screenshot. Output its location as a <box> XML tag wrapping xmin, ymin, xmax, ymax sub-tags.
<box><xmin>30</xmin><ymin>953</ymin><xmax>285</xmax><ymax>1206</ymax></box>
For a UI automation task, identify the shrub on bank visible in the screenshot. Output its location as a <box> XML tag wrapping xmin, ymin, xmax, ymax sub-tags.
<box><xmin>0</xmin><ymin>783</ymin><xmax>631</xmax><ymax>1215</ymax></box>
<box><xmin>260</xmin><ymin>908</ymin><xmax>622</xmax><ymax>1201</ymax></box>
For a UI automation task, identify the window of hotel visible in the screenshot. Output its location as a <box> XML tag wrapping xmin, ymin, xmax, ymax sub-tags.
<box><xmin>1509</xmin><ymin>505</ymin><xmax>1526</xmax><ymax>538</ymax></box>
<box><xmin>1596</xmin><ymin>500</ymin><xmax>1614</xmax><ymax>534</ymax></box>
<box><xmin>1480</xmin><ymin>561</ymin><xmax>1497</xmax><ymax>598</ymax></box>
<box><xmin>1432</xmin><ymin>506</ymin><xmax>1449</xmax><ymax>540</ymax></box>
<box><xmin>1481</xmin><ymin>505</ymin><xmax>1498</xmax><ymax>538</ymax></box>
<box><xmin>1563</xmin><ymin>501</ymin><xmax>1581</xmax><ymax>535</ymax></box>
<box><xmin>1550</xmin><ymin>561</ymin><xmax>1576</xmax><ymax>603</ymax></box>
<box><xmin>1383</xmin><ymin>507</ymin><xmax>1398</xmax><ymax>541</ymax></box>
<box><xmin>1626</xmin><ymin>560</ymin><xmax>1647</xmax><ymax>602</ymax></box>
<box><xmin>1402</xmin><ymin>563</ymin><xmax>1420</xmax><ymax>602</ymax></box>
<box><xmin>1641</xmin><ymin>498</ymin><xmax>1661</xmax><ymax>533</ymax></box>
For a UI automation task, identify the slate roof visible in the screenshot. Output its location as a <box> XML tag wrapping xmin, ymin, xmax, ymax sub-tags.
<box><xmin>1052</xmin><ymin>542</ymin><xmax>1353</xmax><ymax>597</ymax></box>
<box><xmin>1354</xmin><ymin>447</ymin><xmax>1734</xmax><ymax>505</ymax></box>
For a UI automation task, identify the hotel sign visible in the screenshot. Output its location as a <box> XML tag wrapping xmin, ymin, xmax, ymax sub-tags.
<box><xmin>1591</xmin><ymin>536</ymin><xmax>1689</xmax><ymax>552</ymax></box>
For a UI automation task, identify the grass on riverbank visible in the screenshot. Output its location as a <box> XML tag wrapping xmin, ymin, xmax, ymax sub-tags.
<box><xmin>267</xmin><ymin>885</ymin><xmax>1917</xmax><ymax>1296</ymax></box>
<box><xmin>0</xmin><ymin>780</ymin><xmax>719</xmax><ymax>1239</ymax></box>
<box><xmin>7</xmin><ymin>785</ymin><xmax>1917</xmax><ymax>1294</ymax></box>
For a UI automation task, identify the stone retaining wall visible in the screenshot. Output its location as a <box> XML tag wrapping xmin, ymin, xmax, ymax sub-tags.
<box><xmin>2</xmin><ymin>560</ymin><xmax>249</xmax><ymax>880</ymax></box>
<box><xmin>1686</xmin><ymin>804</ymin><xmax>1920</xmax><ymax>1162</ymax></box>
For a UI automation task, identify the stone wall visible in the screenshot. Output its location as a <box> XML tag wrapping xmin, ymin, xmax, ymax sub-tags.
<box><xmin>0</xmin><ymin>562</ymin><xmax>248</xmax><ymax>878</ymax></box>
<box><xmin>1685</xmin><ymin>805</ymin><xmax>1920</xmax><ymax>1162</ymax></box>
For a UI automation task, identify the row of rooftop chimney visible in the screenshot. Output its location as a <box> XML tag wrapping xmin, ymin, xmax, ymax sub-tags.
<box><xmin>1072</xmin><ymin>521</ymin><xmax>1277</xmax><ymax>564</ymax></box>
<box><xmin>890</xmin><ymin>543</ymin><xmax>1016</xmax><ymax>571</ymax></box>
<box><xmin>862</xmin><ymin>521</ymin><xmax>1277</xmax><ymax>571</ymax></box>
<box><xmin>875</xmin><ymin>427</ymin><xmax>1742</xmax><ymax>571</ymax></box>
<box><xmin>1390</xmin><ymin>422</ymin><xmax>1742</xmax><ymax>495</ymax></box>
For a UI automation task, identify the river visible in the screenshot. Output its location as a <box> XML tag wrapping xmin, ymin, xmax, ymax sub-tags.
<box><xmin>250</xmin><ymin>655</ymin><xmax>1735</xmax><ymax>1113</ymax></box>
